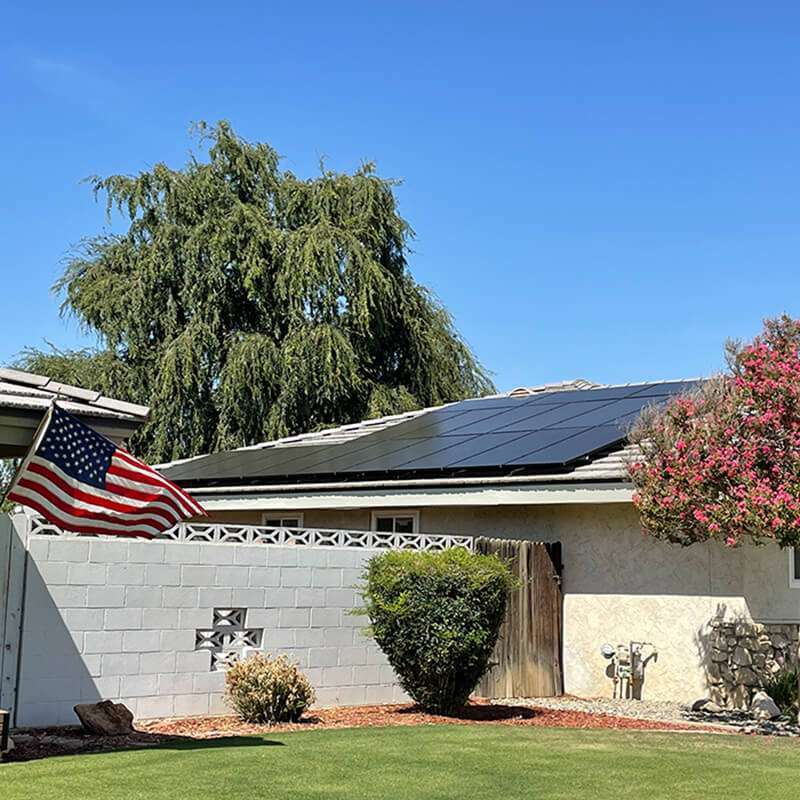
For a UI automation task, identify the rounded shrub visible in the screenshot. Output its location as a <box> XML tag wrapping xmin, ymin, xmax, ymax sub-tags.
<box><xmin>225</xmin><ymin>653</ymin><xmax>315</xmax><ymax>724</ymax></box>
<box><xmin>360</xmin><ymin>547</ymin><xmax>517</xmax><ymax>715</ymax></box>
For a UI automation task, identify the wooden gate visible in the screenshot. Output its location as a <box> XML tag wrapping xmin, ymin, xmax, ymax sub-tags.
<box><xmin>476</xmin><ymin>537</ymin><xmax>563</xmax><ymax>698</ymax></box>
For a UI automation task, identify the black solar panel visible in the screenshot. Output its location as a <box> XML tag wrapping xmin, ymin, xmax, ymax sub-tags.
<box><xmin>162</xmin><ymin>380</ymin><xmax>700</xmax><ymax>483</ymax></box>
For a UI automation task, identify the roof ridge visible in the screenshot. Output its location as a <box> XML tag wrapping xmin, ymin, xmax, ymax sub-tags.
<box><xmin>496</xmin><ymin>377</ymin><xmax>703</xmax><ymax>397</ymax></box>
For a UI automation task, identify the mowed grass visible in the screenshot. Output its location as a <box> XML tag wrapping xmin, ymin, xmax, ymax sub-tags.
<box><xmin>2</xmin><ymin>725</ymin><xmax>797</xmax><ymax>800</ymax></box>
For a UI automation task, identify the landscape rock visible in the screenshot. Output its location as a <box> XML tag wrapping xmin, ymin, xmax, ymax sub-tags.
<box><xmin>74</xmin><ymin>701</ymin><xmax>135</xmax><ymax>736</ymax></box>
<box><xmin>729</xmin><ymin>684</ymin><xmax>751</xmax><ymax>709</ymax></box>
<box><xmin>750</xmin><ymin>691</ymin><xmax>781</xmax><ymax>721</ymax></box>
<box><xmin>735</xmin><ymin>666</ymin><xmax>760</xmax><ymax>687</ymax></box>
<box><xmin>691</xmin><ymin>698</ymin><xmax>722</xmax><ymax>713</ymax></box>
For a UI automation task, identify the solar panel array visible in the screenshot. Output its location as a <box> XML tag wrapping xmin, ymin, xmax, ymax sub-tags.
<box><xmin>163</xmin><ymin>380</ymin><xmax>698</xmax><ymax>484</ymax></box>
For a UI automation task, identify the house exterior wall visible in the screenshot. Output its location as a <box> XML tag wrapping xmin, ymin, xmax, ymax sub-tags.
<box><xmin>208</xmin><ymin>503</ymin><xmax>800</xmax><ymax>704</ymax></box>
<box><xmin>15</xmin><ymin>533</ymin><xmax>405</xmax><ymax>728</ymax></box>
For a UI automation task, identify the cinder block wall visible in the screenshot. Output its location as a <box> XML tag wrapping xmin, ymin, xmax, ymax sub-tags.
<box><xmin>16</xmin><ymin>535</ymin><xmax>405</xmax><ymax>727</ymax></box>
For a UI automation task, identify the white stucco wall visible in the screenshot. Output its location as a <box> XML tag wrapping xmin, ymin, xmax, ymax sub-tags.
<box><xmin>16</xmin><ymin>535</ymin><xmax>405</xmax><ymax>728</ymax></box>
<box><xmin>209</xmin><ymin>503</ymin><xmax>800</xmax><ymax>703</ymax></box>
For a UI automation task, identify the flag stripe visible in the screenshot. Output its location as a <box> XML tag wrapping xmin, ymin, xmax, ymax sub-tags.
<box><xmin>15</xmin><ymin>476</ymin><xmax>166</xmax><ymax>534</ymax></box>
<box><xmin>9</xmin><ymin>403</ymin><xmax>205</xmax><ymax>538</ymax></box>
<box><xmin>108</xmin><ymin>460</ymin><xmax>202</xmax><ymax>518</ymax></box>
<box><xmin>103</xmin><ymin>471</ymin><xmax>186</xmax><ymax>523</ymax></box>
<box><xmin>7</xmin><ymin>489</ymin><xmax>156</xmax><ymax>539</ymax></box>
<box><xmin>27</xmin><ymin>460</ymin><xmax>178</xmax><ymax>527</ymax></box>
<box><xmin>29</xmin><ymin>455</ymin><xmax>183</xmax><ymax>525</ymax></box>
<box><xmin>115</xmin><ymin>450</ymin><xmax>206</xmax><ymax>515</ymax></box>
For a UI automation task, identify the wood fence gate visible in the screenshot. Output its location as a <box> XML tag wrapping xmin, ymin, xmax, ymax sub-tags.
<box><xmin>476</xmin><ymin>537</ymin><xmax>563</xmax><ymax>698</ymax></box>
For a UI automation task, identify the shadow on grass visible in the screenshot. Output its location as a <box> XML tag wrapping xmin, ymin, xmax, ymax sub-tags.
<box><xmin>4</xmin><ymin>729</ymin><xmax>284</xmax><ymax>764</ymax></box>
<box><xmin>395</xmin><ymin>704</ymin><xmax>537</xmax><ymax>721</ymax></box>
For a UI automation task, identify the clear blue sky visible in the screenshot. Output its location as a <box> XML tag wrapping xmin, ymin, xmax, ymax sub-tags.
<box><xmin>2</xmin><ymin>2</ymin><xmax>800</xmax><ymax>392</ymax></box>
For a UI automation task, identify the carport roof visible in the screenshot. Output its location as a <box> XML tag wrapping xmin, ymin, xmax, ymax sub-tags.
<box><xmin>0</xmin><ymin>368</ymin><xmax>149</xmax><ymax>457</ymax></box>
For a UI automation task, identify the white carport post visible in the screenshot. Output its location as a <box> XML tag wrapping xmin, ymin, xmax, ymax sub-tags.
<box><xmin>0</xmin><ymin>512</ymin><xmax>28</xmax><ymax>730</ymax></box>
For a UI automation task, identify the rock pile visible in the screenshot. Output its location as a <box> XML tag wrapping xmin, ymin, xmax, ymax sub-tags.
<box><xmin>706</xmin><ymin>620</ymin><xmax>799</xmax><ymax>708</ymax></box>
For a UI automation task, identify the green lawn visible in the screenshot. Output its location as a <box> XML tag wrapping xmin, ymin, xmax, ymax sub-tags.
<box><xmin>2</xmin><ymin>725</ymin><xmax>797</xmax><ymax>800</ymax></box>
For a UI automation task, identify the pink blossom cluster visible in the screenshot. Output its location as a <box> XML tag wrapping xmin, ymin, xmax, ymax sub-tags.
<box><xmin>628</xmin><ymin>316</ymin><xmax>800</xmax><ymax>548</ymax></box>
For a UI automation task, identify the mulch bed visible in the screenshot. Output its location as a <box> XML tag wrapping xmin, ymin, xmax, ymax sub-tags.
<box><xmin>139</xmin><ymin>701</ymin><xmax>723</xmax><ymax>737</ymax></box>
<box><xmin>5</xmin><ymin>702</ymin><xmax>726</xmax><ymax>763</ymax></box>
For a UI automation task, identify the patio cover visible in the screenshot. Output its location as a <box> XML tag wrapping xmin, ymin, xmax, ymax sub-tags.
<box><xmin>0</xmin><ymin>368</ymin><xmax>149</xmax><ymax>458</ymax></box>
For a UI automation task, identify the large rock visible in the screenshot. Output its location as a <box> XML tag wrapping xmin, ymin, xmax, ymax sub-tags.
<box><xmin>74</xmin><ymin>701</ymin><xmax>135</xmax><ymax>736</ymax></box>
<box><xmin>750</xmin><ymin>691</ymin><xmax>781</xmax><ymax>721</ymax></box>
<box><xmin>736</xmin><ymin>667</ymin><xmax>761</xmax><ymax>687</ymax></box>
<box><xmin>691</xmin><ymin>698</ymin><xmax>722</xmax><ymax>713</ymax></box>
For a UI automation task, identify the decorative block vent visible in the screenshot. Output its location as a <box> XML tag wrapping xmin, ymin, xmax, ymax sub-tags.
<box><xmin>195</xmin><ymin>608</ymin><xmax>264</xmax><ymax>672</ymax></box>
<box><xmin>28</xmin><ymin>516</ymin><xmax>474</xmax><ymax>551</ymax></box>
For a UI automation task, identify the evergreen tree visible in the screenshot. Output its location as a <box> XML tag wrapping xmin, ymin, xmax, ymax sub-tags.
<box><xmin>20</xmin><ymin>122</ymin><xmax>492</xmax><ymax>462</ymax></box>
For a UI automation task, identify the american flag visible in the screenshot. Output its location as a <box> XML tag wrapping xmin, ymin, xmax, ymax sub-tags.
<box><xmin>6</xmin><ymin>403</ymin><xmax>206</xmax><ymax>538</ymax></box>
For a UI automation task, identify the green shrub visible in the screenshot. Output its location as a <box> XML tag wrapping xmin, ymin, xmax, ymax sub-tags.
<box><xmin>225</xmin><ymin>653</ymin><xmax>315</xmax><ymax>724</ymax></box>
<box><xmin>763</xmin><ymin>667</ymin><xmax>798</xmax><ymax>714</ymax></box>
<box><xmin>360</xmin><ymin>547</ymin><xmax>517</xmax><ymax>715</ymax></box>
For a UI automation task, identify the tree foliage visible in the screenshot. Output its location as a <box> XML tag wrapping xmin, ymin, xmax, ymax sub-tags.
<box><xmin>628</xmin><ymin>316</ymin><xmax>800</xmax><ymax>549</ymax></box>
<box><xmin>360</xmin><ymin>548</ymin><xmax>517</xmax><ymax>714</ymax></box>
<box><xmin>0</xmin><ymin>460</ymin><xmax>18</xmax><ymax>512</ymax></box>
<box><xmin>21</xmin><ymin>122</ymin><xmax>492</xmax><ymax>462</ymax></box>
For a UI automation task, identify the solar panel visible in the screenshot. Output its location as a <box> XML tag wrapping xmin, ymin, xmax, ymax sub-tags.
<box><xmin>448</xmin><ymin>428</ymin><xmax>587</xmax><ymax>469</ymax></box>
<box><xmin>163</xmin><ymin>380</ymin><xmax>698</xmax><ymax>483</ymax></box>
<box><xmin>296</xmin><ymin>436</ymin><xmax>460</xmax><ymax>475</ymax></box>
<box><xmin>388</xmin><ymin>433</ymin><xmax>532</xmax><ymax>471</ymax></box>
<box><xmin>629</xmin><ymin>380</ymin><xmax>699</xmax><ymax>398</ymax></box>
<box><xmin>506</xmin><ymin>425</ymin><xmax>626</xmax><ymax>465</ymax></box>
<box><xmin>516</xmin><ymin>385</ymin><xmax>658</xmax><ymax>405</ymax></box>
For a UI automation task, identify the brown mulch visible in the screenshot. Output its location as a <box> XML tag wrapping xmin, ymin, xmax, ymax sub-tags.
<box><xmin>5</xmin><ymin>701</ymin><xmax>726</xmax><ymax>763</ymax></box>
<box><xmin>139</xmin><ymin>701</ymin><xmax>723</xmax><ymax>737</ymax></box>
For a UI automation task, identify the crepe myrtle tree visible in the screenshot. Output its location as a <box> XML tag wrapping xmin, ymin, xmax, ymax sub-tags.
<box><xmin>628</xmin><ymin>316</ymin><xmax>800</xmax><ymax>550</ymax></box>
<box><xmin>19</xmin><ymin>122</ymin><xmax>493</xmax><ymax>464</ymax></box>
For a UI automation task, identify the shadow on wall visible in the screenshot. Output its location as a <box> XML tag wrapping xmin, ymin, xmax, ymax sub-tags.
<box><xmin>695</xmin><ymin>603</ymin><xmax>800</xmax><ymax>709</ymax></box>
<box><xmin>601</xmin><ymin>642</ymin><xmax>658</xmax><ymax>700</ymax></box>
<box><xmin>14</xmin><ymin>558</ymin><xmax>99</xmax><ymax>727</ymax></box>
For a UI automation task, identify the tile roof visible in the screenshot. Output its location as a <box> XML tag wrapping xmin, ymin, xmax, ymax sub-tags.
<box><xmin>0</xmin><ymin>368</ymin><xmax>149</xmax><ymax>422</ymax></box>
<box><xmin>159</xmin><ymin>378</ymin><xmax>696</xmax><ymax>485</ymax></box>
<box><xmin>155</xmin><ymin>380</ymin><xmax>605</xmax><ymax>470</ymax></box>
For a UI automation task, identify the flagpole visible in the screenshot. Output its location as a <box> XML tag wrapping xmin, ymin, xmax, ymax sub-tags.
<box><xmin>3</xmin><ymin>399</ymin><xmax>57</xmax><ymax>505</ymax></box>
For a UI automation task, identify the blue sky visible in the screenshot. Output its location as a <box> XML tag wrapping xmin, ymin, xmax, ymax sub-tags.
<box><xmin>2</xmin><ymin>2</ymin><xmax>800</xmax><ymax>392</ymax></box>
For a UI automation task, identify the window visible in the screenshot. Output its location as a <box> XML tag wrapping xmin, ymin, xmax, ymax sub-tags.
<box><xmin>371</xmin><ymin>511</ymin><xmax>419</xmax><ymax>534</ymax></box>
<box><xmin>790</xmin><ymin>548</ymin><xmax>800</xmax><ymax>588</ymax></box>
<box><xmin>261</xmin><ymin>513</ymin><xmax>304</xmax><ymax>529</ymax></box>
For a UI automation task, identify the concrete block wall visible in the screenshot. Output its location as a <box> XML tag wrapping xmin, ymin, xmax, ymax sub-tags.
<box><xmin>16</xmin><ymin>535</ymin><xmax>406</xmax><ymax>727</ymax></box>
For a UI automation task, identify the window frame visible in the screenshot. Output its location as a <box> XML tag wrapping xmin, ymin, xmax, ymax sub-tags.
<box><xmin>260</xmin><ymin>513</ymin><xmax>305</xmax><ymax>529</ymax></box>
<box><xmin>789</xmin><ymin>547</ymin><xmax>800</xmax><ymax>589</ymax></box>
<box><xmin>370</xmin><ymin>510</ymin><xmax>420</xmax><ymax>534</ymax></box>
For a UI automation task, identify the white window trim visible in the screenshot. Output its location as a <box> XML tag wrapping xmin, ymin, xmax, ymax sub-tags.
<box><xmin>370</xmin><ymin>510</ymin><xmax>420</xmax><ymax>533</ymax></box>
<box><xmin>789</xmin><ymin>547</ymin><xmax>800</xmax><ymax>589</ymax></box>
<box><xmin>260</xmin><ymin>512</ymin><xmax>304</xmax><ymax>528</ymax></box>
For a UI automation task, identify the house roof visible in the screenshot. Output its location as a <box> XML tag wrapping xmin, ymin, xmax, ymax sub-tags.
<box><xmin>0</xmin><ymin>368</ymin><xmax>149</xmax><ymax>457</ymax></box>
<box><xmin>160</xmin><ymin>379</ymin><xmax>698</xmax><ymax>490</ymax></box>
